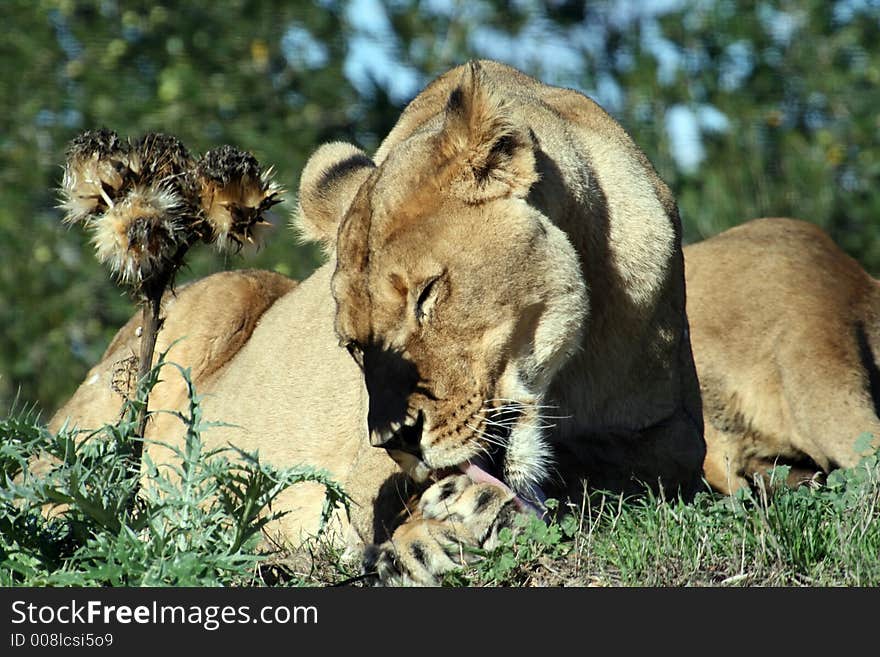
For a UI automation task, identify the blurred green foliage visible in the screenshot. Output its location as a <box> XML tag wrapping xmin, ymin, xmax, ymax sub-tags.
<box><xmin>1</xmin><ymin>0</ymin><xmax>353</xmax><ymax>411</ymax></box>
<box><xmin>619</xmin><ymin>0</ymin><xmax>880</xmax><ymax>261</ymax></box>
<box><xmin>2</xmin><ymin>0</ymin><xmax>879</xmax><ymax>414</ymax></box>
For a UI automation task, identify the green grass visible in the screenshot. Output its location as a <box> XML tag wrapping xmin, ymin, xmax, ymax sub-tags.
<box><xmin>2</xmin><ymin>357</ymin><xmax>878</xmax><ymax>586</ymax></box>
<box><xmin>0</xmin><ymin>355</ymin><xmax>348</xmax><ymax>587</ymax></box>
<box><xmin>297</xmin><ymin>448</ymin><xmax>880</xmax><ymax>587</ymax></box>
<box><xmin>438</xmin><ymin>454</ymin><xmax>880</xmax><ymax>587</ymax></box>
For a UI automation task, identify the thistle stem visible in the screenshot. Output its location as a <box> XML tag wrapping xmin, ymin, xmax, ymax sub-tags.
<box><xmin>127</xmin><ymin>272</ymin><xmax>168</xmax><ymax>505</ymax></box>
<box><xmin>135</xmin><ymin>288</ymin><xmax>164</xmax><ymax>439</ymax></box>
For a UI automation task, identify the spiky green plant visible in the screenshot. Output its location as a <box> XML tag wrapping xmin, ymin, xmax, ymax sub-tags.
<box><xmin>0</xmin><ymin>354</ymin><xmax>348</xmax><ymax>586</ymax></box>
<box><xmin>57</xmin><ymin>129</ymin><xmax>284</xmax><ymax>489</ymax></box>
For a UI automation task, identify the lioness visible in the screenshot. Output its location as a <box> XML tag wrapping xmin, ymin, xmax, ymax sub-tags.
<box><xmin>51</xmin><ymin>60</ymin><xmax>705</xmax><ymax>584</ymax></box>
<box><xmin>685</xmin><ymin>217</ymin><xmax>880</xmax><ymax>493</ymax></box>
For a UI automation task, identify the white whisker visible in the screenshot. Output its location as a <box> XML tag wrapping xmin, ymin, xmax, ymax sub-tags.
<box><xmin>464</xmin><ymin>423</ymin><xmax>509</xmax><ymax>449</ymax></box>
<box><xmin>469</xmin><ymin>415</ymin><xmax>512</xmax><ymax>428</ymax></box>
<box><xmin>481</xmin><ymin>398</ymin><xmax>561</xmax><ymax>410</ymax></box>
<box><xmin>471</xmin><ymin>410</ymin><xmax>568</xmax><ymax>430</ymax></box>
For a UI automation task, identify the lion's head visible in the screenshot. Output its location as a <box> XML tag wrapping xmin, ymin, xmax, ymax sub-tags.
<box><xmin>295</xmin><ymin>65</ymin><xmax>587</xmax><ymax>505</ymax></box>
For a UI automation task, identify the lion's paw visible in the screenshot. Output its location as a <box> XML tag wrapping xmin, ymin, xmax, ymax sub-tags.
<box><xmin>363</xmin><ymin>474</ymin><xmax>520</xmax><ymax>586</ymax></box>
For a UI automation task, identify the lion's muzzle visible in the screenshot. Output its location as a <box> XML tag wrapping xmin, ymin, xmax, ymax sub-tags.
<box><xmin>370</xmin><ymin>409</ymin><xmax>424</xmax><ymax>454</ymax></box>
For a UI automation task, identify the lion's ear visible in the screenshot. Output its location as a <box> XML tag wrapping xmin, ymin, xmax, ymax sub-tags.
<box><xmin>293</xmin><ymin>142</ymin><xmax>375</xmax><ymax>252</ymax></box>
<box><xmin>438</xmin><ymin>61</ymin><xmax>538</xmax><ymax>202</ymax></box>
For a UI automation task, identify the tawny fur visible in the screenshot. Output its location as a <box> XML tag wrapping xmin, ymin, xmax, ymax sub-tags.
<box><xmin>52</xmin><ymin>269</ymin><xmax>298</xmax><ymax>433</ymax></box>
<box><xmin>292</xmin><ymin>141</ymin><xmax>375</xmax><ymax>253</ymax></box>
<box><xmin>51</xmin><ymin>61</ymin><xmax>705</xmax><ymax>581</ymax></box>
<box><xmin>684</xmin><ymin>217</ymin><xmax>880</xmax><ymax>493</ymax></box>
<box><xmin>321</xmin><ymin>60</ymin><xmax>704</xmax><ymax>503</ymax></box>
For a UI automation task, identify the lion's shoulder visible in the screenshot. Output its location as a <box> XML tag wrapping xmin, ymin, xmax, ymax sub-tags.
<box><xmin>51</xmin><ymin>269</ymin><xmax>297</xmax><ymax>432</ymax></box>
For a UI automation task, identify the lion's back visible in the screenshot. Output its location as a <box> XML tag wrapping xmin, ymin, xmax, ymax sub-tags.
<box><xmin>50</xmin><ymin>269</ymin><xmax>297</xmax><ymax>434</ymax></box>
<box><xmin>686</xmin><ymin>217</ymin><xmax>878</xmax><ymax>370</ymax></box>
<box><xmin>685</xmin><ymin>217</ymin><xmax>880</xmax><ymax>491</ymax></box>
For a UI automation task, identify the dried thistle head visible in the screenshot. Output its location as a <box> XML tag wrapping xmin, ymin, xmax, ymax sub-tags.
<box><xmin>129</xmin><ymin>132</ymin><xmax>196</xmax><ymax>183</ymax></box>
<box><xmin>61</xmin><ymin>129</ymin><xmax>282</xmax><ymax>294</ymax></box>
<box><xmin>90</xmin><ymin>182</ymin><xmax>189</xmax><ymax>286</ymax></box>
<box><xmin>59</xmin><ymin>128</ymin><xmax>130</xmax><ymax>224</ymax></box>
<box><xmin>128</xmin><ymin>132</ymin><xmax>203</xmax><ymax>237</ymax></box>
<box><xmin>70</xmin><ymin>131</ymin><xmax>203</xmax><ymax>289</ymax></box>
<box><xmin>196</xmin><ymin>145</ymin><xmax>283</xmax><ymax>250</ymax></box>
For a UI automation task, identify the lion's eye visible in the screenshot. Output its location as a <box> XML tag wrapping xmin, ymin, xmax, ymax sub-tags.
<box><xmin>415</xmin><ymin>276</ymin><xmax>441</xmax><ymax>323</ymax></box>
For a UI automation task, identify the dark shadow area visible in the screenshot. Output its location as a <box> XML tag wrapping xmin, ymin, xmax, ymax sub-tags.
<box><xmin>370</xmin><ymin>471</ymin><xmax>431</xmax><ymax>543</ymax></box>
<box><xmin>742</xmin><ymin>453</ymin><xmax>826</xmax><ymax>492</ymax></box>
<box><xmin>363</xmin><ymin>345</ymin><xmax>421</xmax><ymax>446</ymax></box>
<box><xmin>528</xmin><ymin>139</ymin><xmax>706</xmax><ymax>503</ymax></box>
<box><xmin>856</xmin><ymin>321</ymin><xmax>880</xmax><ymax>421</ymax></box>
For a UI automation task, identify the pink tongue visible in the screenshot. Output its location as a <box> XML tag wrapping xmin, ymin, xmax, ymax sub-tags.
<box><xmin>460</xmin><ymin>462</ymin><xmax>543</xmax><ymax>515</ymax></box>
<box><xmin>461</xmin><ymin>461</ymin><xmax>512</xmax><ymax>492</ymax></box>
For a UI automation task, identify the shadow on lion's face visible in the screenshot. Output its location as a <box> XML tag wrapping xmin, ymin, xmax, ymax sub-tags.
<box><xmin>331</xmin><ymin>183</ymin><xmax>586</xmax><ymax>501</ymax></box>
